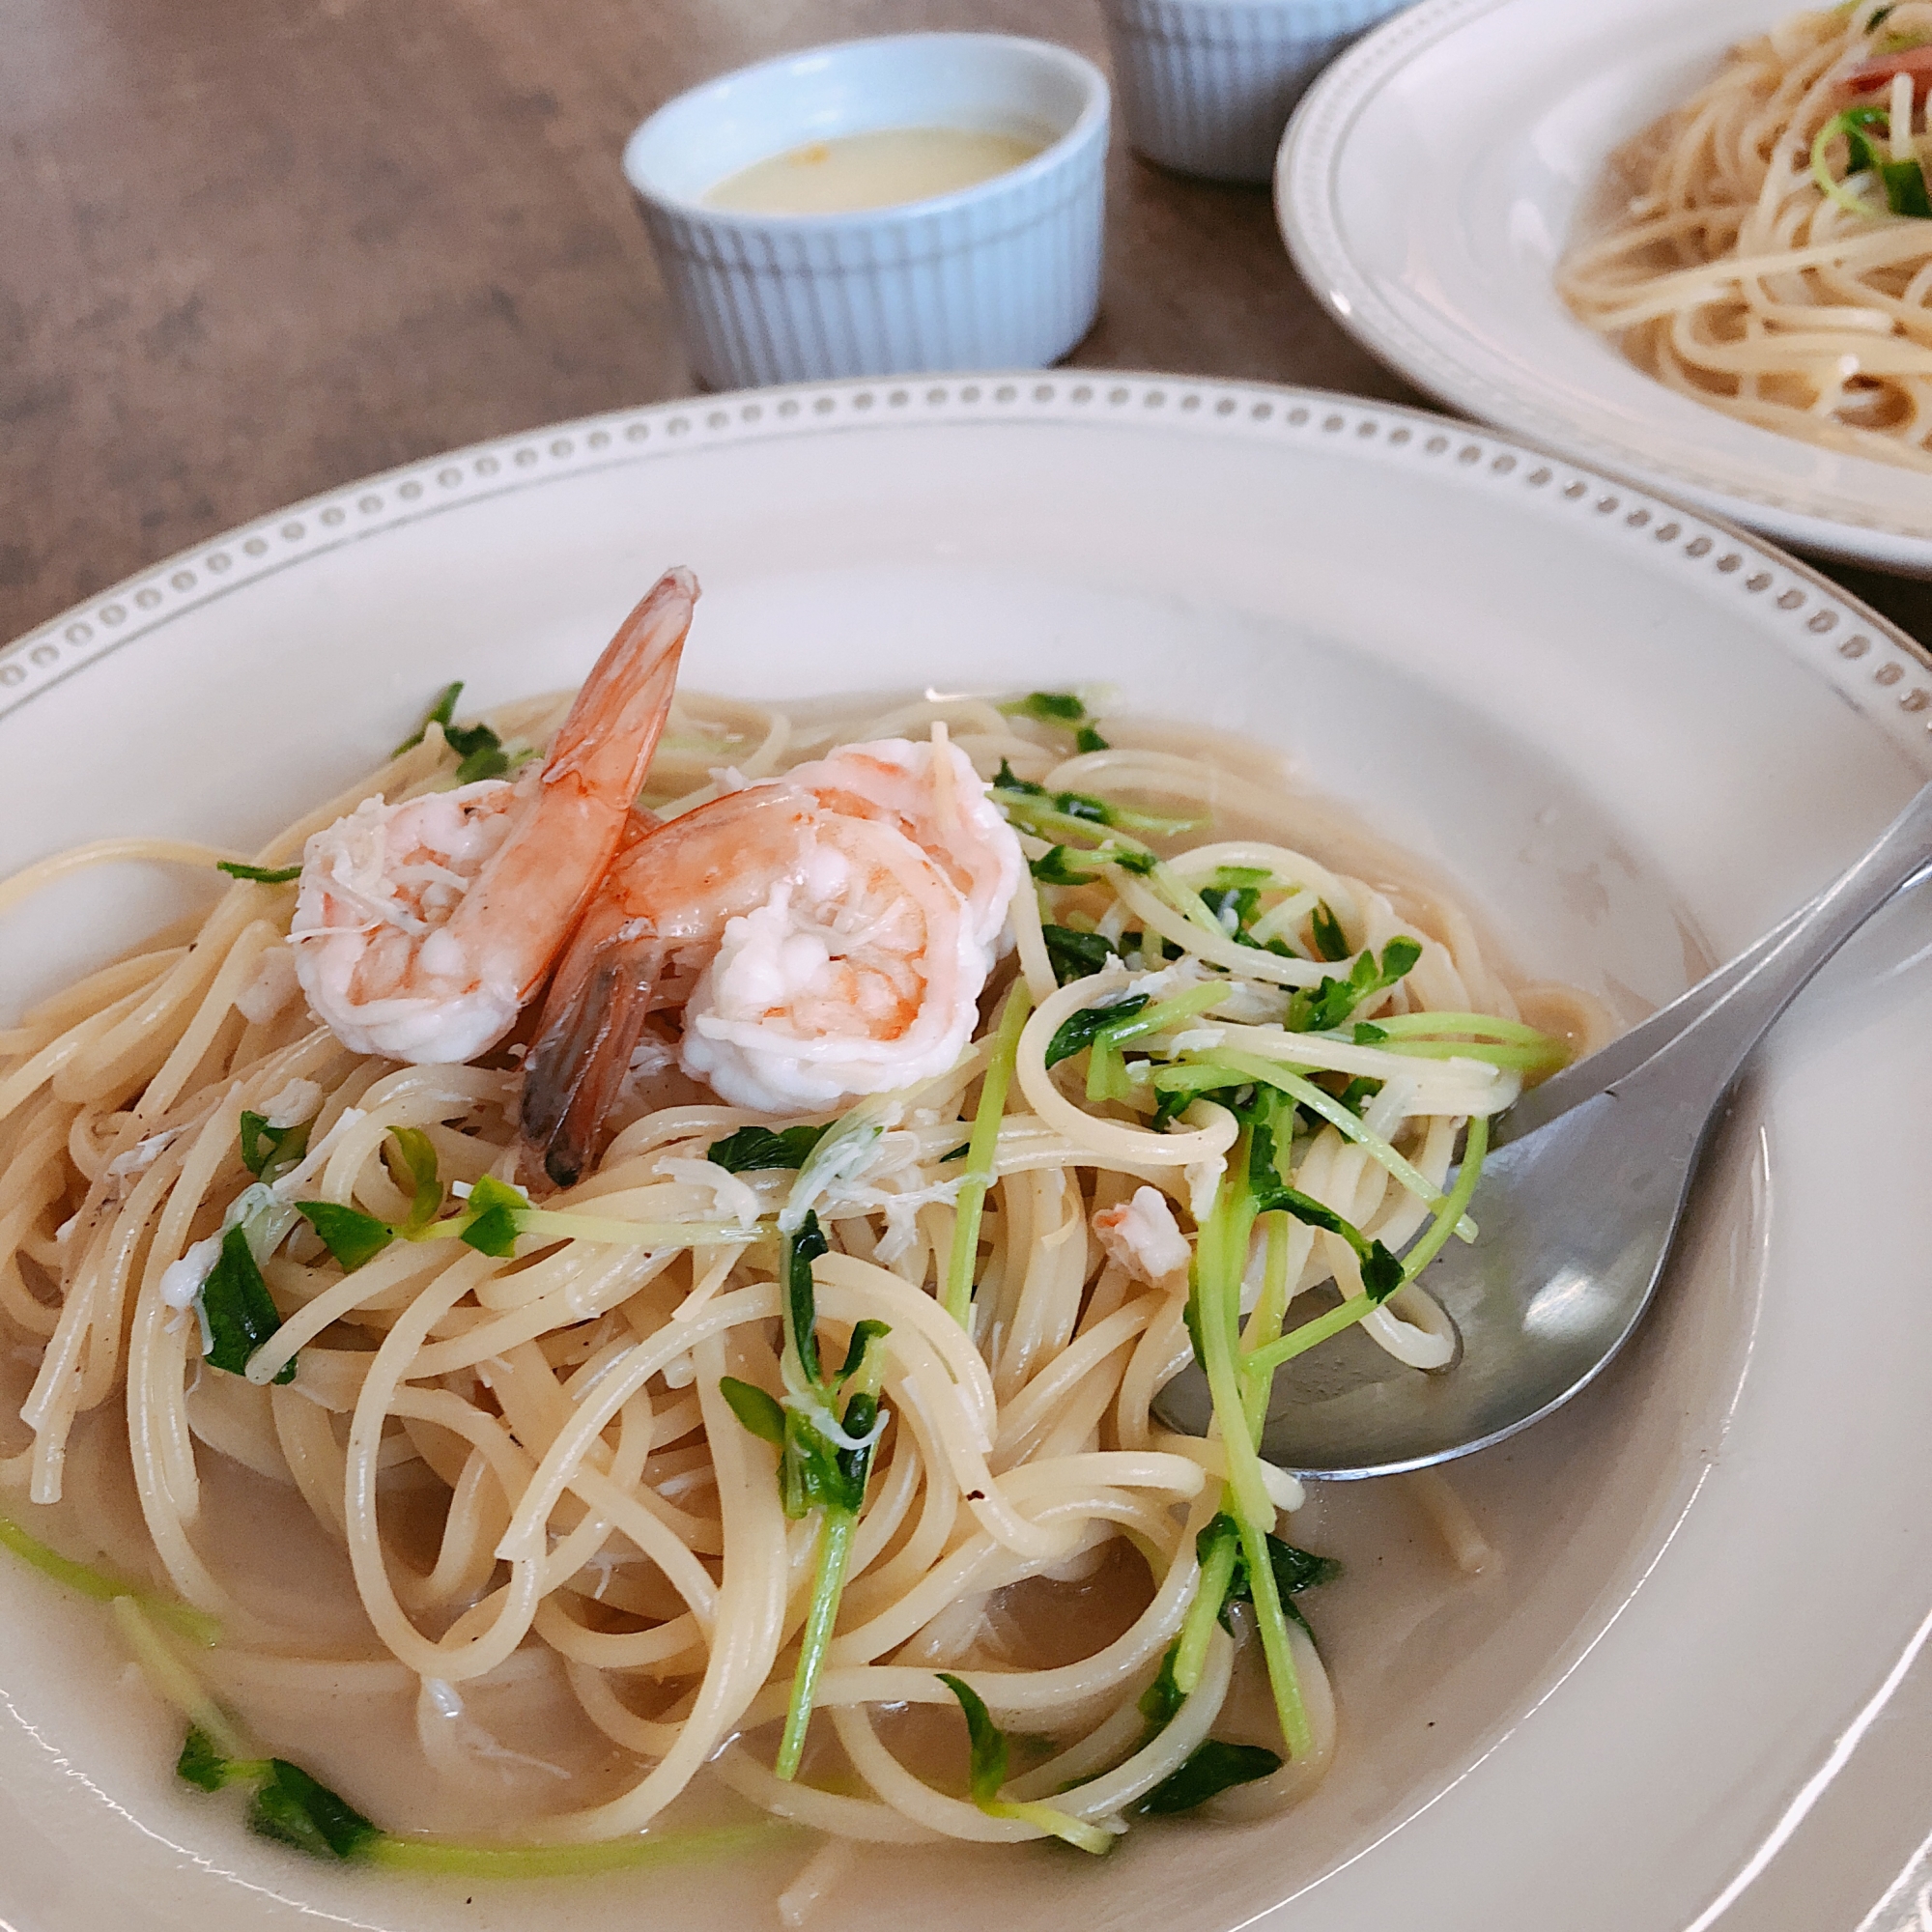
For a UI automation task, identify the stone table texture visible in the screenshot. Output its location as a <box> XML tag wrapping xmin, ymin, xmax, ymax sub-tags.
<box><xmin>5</xmin><ymin>0</ymin><xmax>1931</xmax><ymax>643</ymax></box>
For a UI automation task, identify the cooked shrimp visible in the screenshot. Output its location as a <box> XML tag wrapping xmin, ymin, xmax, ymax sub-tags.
<box><xmin>775</xmin><ymin>736</ymin><xmax>1016</xmax><ymax>951</ymax></box>
<box><xmin>521</xmin><ymin>736</ymin><xmax>1022</xmax><ymax>1188</ymax></box>
<box><xmin>291</xmin><ymin>567</ymin><xmax>697</xmax><ymax>1064</ymax></box>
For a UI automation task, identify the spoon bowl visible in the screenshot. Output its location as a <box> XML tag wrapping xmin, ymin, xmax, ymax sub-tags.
<box><xmin>1154</xmin><ymin>1085</ymin><xmax>1700</xmax><ymax>1474</ymax></box>
<box><xmin>1152</xmin><ymin>782</ymin><xmax>1932</xmax><ymax>1478</ymax></box>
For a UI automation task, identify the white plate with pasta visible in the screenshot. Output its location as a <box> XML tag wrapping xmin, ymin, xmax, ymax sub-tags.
<box><xmin>3</xmin><ymin>376</ymin><xmax>1932</xmax><ymax>1932</ymax></box>
<box><xmin>1279</xmin><ymin>0</ymin><xmax>1932</xmax><ymax>575</ymax></box>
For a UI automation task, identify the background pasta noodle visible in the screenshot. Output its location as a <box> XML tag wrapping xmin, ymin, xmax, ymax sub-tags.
<box><xmin>0</xmin><ymin>678</ymin><xmax>1606</xmax><ymax>1911</ymax></box>
<box><xmin>1560</xmin><ymin>1</ymin><xmax>1932</xmax><ymax>472</ymax></box>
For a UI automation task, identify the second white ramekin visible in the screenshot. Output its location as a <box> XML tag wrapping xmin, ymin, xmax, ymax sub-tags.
<box><xmin>1099</xmin><ymin>0</ymin><xmax>1412</xmax><ymax>185</ymax></box>
<box><xmin>622</xmin><ymin>35</ymin><xmax>1110</xmax><ymax>390</ymax></box>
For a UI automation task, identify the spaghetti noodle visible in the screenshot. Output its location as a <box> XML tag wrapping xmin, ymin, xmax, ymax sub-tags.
<box><xmin>1561</xmin><ymin>1</ymin><xmax>1932</xmax><ymax>471</ymax></box>
<box><xmin>0</xmin><ymin>668</ymin><xmax>1604</xmax><ymax>1903</ymax></box>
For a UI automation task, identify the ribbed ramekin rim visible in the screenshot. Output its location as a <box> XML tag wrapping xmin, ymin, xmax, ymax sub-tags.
<box><xmin>1098</xmin><ymin>0</ymin><xmax>1407</xmax><ymax>24</ymax></box>
<box><xmin>1102</xmin><ymin>0</ymin><xmax>1404</xmax><ymax>12</ymax></box>
<box><xmin>621</xmin><ymin>32</ymin><xmax>1111</xmax><ymax>233</ymax></box>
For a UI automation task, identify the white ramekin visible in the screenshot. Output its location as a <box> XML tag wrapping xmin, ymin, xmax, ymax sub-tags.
<box><xmin>1098</xmin><ymin>0</ymin><xmax>1411</xmax><ymax>185</ymax></box>
<box><xmin>622</xmin><ymin>35</ymin><xmax>1110</xmax><ymax>390</ymax></box>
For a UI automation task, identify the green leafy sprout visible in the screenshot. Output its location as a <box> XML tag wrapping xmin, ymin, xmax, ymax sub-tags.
<box><xmin>1045</xmin><ymin>994</ymin><xmax>1148</xmax><ymax>1069</ymax></box>
<box><xmin>198</xmin><ymin>1122</ymin><xmax>752</xmax><ymax>1384</ymax></box>
<box><xmin>393</xmin><ymin>681</ymin><xmax>463</xmax><ymax>756</ymax></box>
<box><xmin>444</xmin><ymin>721</ymin><xmax>528</xmax><ymax>785</ymax></box>
<box><xmin>1030</xmin><ymin>846</ymin><xmax>1098</xmax><ymax>888</ymax></box>
<box><xmin>1134</xmin><ymin>1741</ymin><xmax>1284</xmax><ymax>1815</ymax></box>
<box><xmin>106</xmin><ymin>1577</ymin><xmax>781</xmax><ymax>1881</ymax></box>
<box><xmin>706</xmin><ymin>1123</ymin><xmax>829</xmax><ymax>1173</ymax></box>
<box><xmin>1178</xmin><ymin>1513</ymin><xmax>1339</xmax><ymax>1670</ymax></box>
<box><xmin>201</xmin><ymin>1226</ymin><xmax>297</xmax><ymax>1384</ymax></box>
<box><xmin>944</xmin><ymin>984</ymin><xmax>1033</xmax><ymax>1327</ymax></box>
<box><xmin>1810</xmin><ymin>103</ymin><xmax>1932</xmax><ymax>218</ymax></box>
<box><xmin>1040</xmin><ymin>923</ymin><xmax>1114</xmax><ymax>984</ymax></box>
<box><xmin>1166</xmin><ymin>1080</ymin><xmax>1481</xmax><ymax>1756</ymax></box>
<box><xmin>1066</xmin><ymin>1640</ymin><xmax>1285</xmax><ymax>1817</ymax></box>
<box><xmin>176</xmin><ymin>1722</ymin><xmax>781</xmax><ymax>1876</ymax></box>
<box><xmin>390</xmin><ymin>680</ymin><xmax>538</xmax><ymax>784</ymax></box>
<box><xmin>1308</xmin><ymin>901</ymin><xmax>1350</xmax><ymax>962</ymax></box>
<box><xmin>992</xmin><ymin>691</ymin><xmax>1110</xmax><ymax>752</ymax></box>
<box><xmin>991</xmin><ymin>761</ymin><xmax>1202</xmax><ymax>838</ymax></box>
<box><xmin>938</xmin><ymin>1674</ymin><xmax>1114</xmax><ymax>1853</ymax></box>
<box><xmin>1241</xmin><ymin>1113</ymin><xmax>1489</xmax><ymax>1379</ymax></box>
<box><xmin>1000</xmin><ymin>691</ymin><xmax>1087</xmax><ymax>724</ymax></box>
<box><xmin>239</xmin><ymin>1111</ymin><xmax>311</xmax><ymax>1183</ymax></box>
<box><xmin>1181</xmin><ymin>1105</ymin><xmax>1320</xmax><ymax>1759</ymax></box>
<box><xmin>1285</xmin><ymin>938</ymin><xmax>1423</xmax><ymax>1034</ymax></box>
<box><xmin>294</xmin><ymin>1138</ymin><xmax>752</xmax><ymax>1279</ymax></box>
<box><xmin>0</xmin><ymin>1513</ymin><xmax>219</xmax><ymax>1645</ymax></box>
<box><xmin>720</xmin><ymin>1205</ymin><xmax>893</xmax><ymax>1780</ymax></box>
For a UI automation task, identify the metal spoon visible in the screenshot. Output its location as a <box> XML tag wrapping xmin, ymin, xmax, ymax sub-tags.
<box><xmin>1151</xmin><ymin>781</ymin><xmax>1932</xmax><ymax>1480</ymax></box>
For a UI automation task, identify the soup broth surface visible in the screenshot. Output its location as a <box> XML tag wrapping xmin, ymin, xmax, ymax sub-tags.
<box><xmin>704</xmin><ymin>128</ymin><xmax>1045</xmax><ymax>215</ymax></box>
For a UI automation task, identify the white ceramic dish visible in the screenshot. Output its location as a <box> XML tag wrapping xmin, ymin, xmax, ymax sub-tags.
<box><xmin>5</xmin><ymin>378</ymin><xmax>1932</xmax><ymax>1932</ymax></box>
<box><xmin>1276</xmin><ymin>0</ymin><xmax>1932</xmax><ymax>577</ymax></box>
<box><xmin>622</xmin><ymin>35</ymin><xmax>1108</xmax><ymax>389</ymax></box>
<box><xmin>1100</xmin><ymin>0</ymin><xmax>1412</xmax><ymax>185</ymax></box>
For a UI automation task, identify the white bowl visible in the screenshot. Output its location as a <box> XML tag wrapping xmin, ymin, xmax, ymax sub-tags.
<box><xmin>1274</xmin><ymin>0</ymin><xmax>1932</xmax><ymax>573</ymax></box>
<box><xmin>7</xmin><ymin>376</ymin><xmax>1932</xmax><ymax>1932</ymax></box>
<box><xmin>622</xmin><ymin>35</ymin><xmax>1109</xmax><ymax>389</ymax></box>
<box><xmin>1099</xmin><ymin>0</ymin><xmax>1412</xmax><ymax>184</ymax></box>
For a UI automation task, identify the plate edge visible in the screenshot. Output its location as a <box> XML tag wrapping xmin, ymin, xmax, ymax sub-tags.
<box><xmin>5</xmin><ymin>374</ymin><xmax>1931</xmax><ymax>766</ymax></box>
<box><xmin>1273</xmin><ymin>0</ymin><xmax>1932</xmax><ymax>567</ymax></box>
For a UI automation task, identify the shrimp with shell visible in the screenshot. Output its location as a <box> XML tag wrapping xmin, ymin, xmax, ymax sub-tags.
<box><xmin>290</xmin><ymin>567</ymin><xmax>697</xmax><ymax>1064</ymax></box>
<box><xmin>520</xmin><ymin>736</ymin><xmax>1023</xmax><ymax>1188</ymax></box>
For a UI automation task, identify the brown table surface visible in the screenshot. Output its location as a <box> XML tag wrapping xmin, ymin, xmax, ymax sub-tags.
<box><xmin>8</xmin><ymin>0</ymin><xmax>1932</xmax><ymax>650</ymax></box>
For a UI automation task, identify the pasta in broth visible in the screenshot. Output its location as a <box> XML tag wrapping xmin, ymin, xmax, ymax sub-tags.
<box><xmin>0</xmin><ymin>571</ymin><xmax>1605</xmax><ymax>1906</ymax></box>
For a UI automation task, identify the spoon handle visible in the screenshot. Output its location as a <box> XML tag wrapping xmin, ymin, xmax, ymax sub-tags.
<box><xmin>1616</xmin><ymin>777</ymin><xmax>1932</xmax><ymax>1113</ymax></box>
<box><xmin>1502</xmin><ymin>857</ymin><xmax>1932</xmax><ymax>1144</ymax></box>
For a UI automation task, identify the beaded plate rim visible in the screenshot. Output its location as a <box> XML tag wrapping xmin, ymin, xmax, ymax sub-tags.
<box><xmin>4</xmin><ymin>374</ymin><xmax>1930</xmax><ymax>759</ymax></box>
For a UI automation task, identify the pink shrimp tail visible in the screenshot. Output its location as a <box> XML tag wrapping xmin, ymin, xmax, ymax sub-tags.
<box><xmin>544</xmin><ymin>567</ymin><xmax>699</xmax><ymax>810</ymax></box>
<box><xmin>449</xmin><ymin>567</ymin><xmax>697</xmax><ymax>1012</ymax></box>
